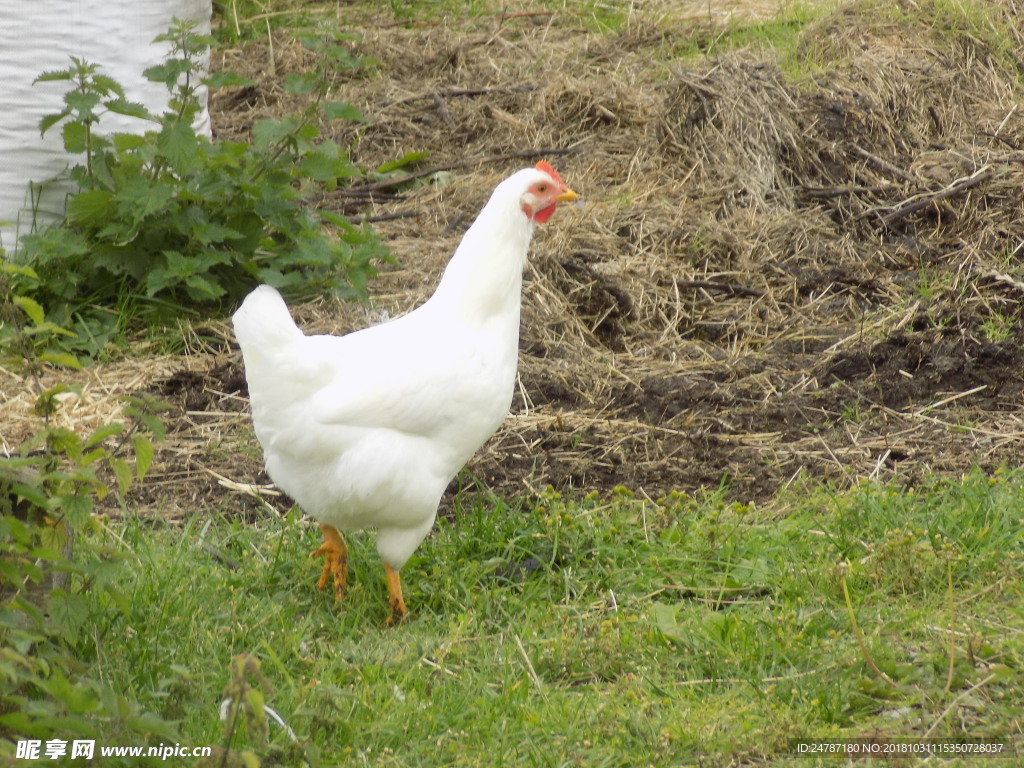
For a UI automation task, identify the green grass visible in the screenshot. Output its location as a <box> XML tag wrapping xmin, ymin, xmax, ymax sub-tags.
<box><xmin>73</xmin><ymin>471</ymin><xmax>1024</xmax><ymax>766</ymax></box>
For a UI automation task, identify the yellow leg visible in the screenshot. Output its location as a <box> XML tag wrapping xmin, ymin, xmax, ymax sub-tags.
<box><xmin>311</xmin><ymin>524</ymin><xmax>347</xmax><ymax>602</ymax></box>
<box><xmin>383</xmin><ymin>562</ymin><xmax>409</xmax><ymax>625</ymax></box>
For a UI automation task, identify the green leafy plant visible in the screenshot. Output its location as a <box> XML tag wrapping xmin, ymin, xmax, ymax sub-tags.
<box><xmin>0</xmin><ymin>279</ymin><xmax>176</xmax><ymax>758</ymax></box>
<box><xmin>17</xmin><ymin>19</ymin><xmax>386</xmax><ymax>351</ymax></box>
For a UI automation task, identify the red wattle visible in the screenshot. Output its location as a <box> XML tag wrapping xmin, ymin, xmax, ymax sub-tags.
<box><xmin>533</xmin><ymin>204</ymin><xmax>557</xmax><ymax>223</ymax></box>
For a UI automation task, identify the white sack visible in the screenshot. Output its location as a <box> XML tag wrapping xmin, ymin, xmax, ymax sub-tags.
<box><xmin>0</xmin><ymin>0</ymin><xmax>212</xmax><ymax>252</ymax></box>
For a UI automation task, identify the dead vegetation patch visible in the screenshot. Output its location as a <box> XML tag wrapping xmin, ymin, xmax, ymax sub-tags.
<box><xmin>5</xmin><ymin>0</ymin><xmax>1024</xmax><ymax>517</ymax></box>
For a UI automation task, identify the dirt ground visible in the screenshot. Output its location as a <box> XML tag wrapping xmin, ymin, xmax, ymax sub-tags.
<box><xmin>5</xmin><ymin>0</ymin><xmax>1024</xmax><ymax>518</ymax></box>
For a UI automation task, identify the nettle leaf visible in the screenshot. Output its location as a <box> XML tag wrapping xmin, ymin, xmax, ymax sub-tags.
<box><xmin>37</xmin><ymin>352</ymin><xmax>83</xmax><ymax>370</ymax></box>
<box><xmin>299</xmin><ymin>151</ymin><xmax>344</xmax><ymax>184</ymax></box>
<box><xmin>251</xmin><ymin>118</ymin><xmax>300</xmax><ymax>150</ymax></box>
<box><xmin>64</xmin><ymin>90</ymin><xmax>102</xmax><ymax>117</ymax></box>
<box><xmin>61</xmin><ymin>121</ymin><xmax>89</xmax><ymax>154</ymax></box>
<box><xmin>138</xmin><ymin>413</ymin><xmax>166</xmax><ymax>442</ymax></box>
<box><xmin>292</xmin><ymin>235</ymin><xmax>335</xmax><ymax>267</ymax></box>
<box><xmin>115</xmin><ymin>177</ymin><xmax>175</xmax><ymax>223</ymax></box>
<box><xmin>184</xmin><ymin>274</ymin><xmax>226</xmax><ymax>301</ymax></box>
<box><xmin>105</xmin><ymin>98</ymin><xmax>153</xmax><ymax>122</ymax></box>
<box><xmin>193</xmin><ymin>221</ymin><xmax>244</xmax><ymax>246</ymax></box>
<box><xmin>12</xmin><ymin>481</ymin><xmax>52</xmax><ymax>512</ymax></box>
<box><xmin>131</xmin><ymin>434</ymin><xmax>154</xmax><ymax>480</ymax></box>
<box><xmin>39</xmin><ymin>109</ymin><xmax>72</xmax><ymax>137</ymax></box>
<box><xmin>2</xmin><ymin>262</ymin><xmax>39</xmax><ymax>280</ymax></box>
<box><xmin>66</xmin><ymin>189</ymin><xmax>114</xmax><ymax>228</ymax></box>
<box><xmin>90</xmin><ymin>73</ymin><xmax>126</xmax><ymax>99</ymax></box>
<box><xmin>322</xmin><ymin>101</ymin><xmax>365</xmax><ymax>123</ymax></box>
<box><xmin>283</xmin><ymin>72</ymin><xmax>318</xmax><ymax>95</ymax></box>
<box><xmin>377</xmin><ymin>151</ymin><xmax>429</xmax><ymax>174</ymax></box>
<box><xmin>112</xmin><ymin>133</ymin><xmax>149</xmax><ymax>152</ymax></box>
<box><xmin>143</xmin><ymin>59</ymin><xmax>191</xmax><ymax>89</ymax></box>
<box><xmin>157</xmin><ymin>121</ymin><xmax>198</xmax><ymax>174</ymax></box>
<box><xmin>85</xmin><ymin>422</ymin><xmax>125</xmax><ymax>448</ymax></box>
<box><xmin>144</xmin><ymin>251</ymin><xmax>190</xmax><ymax>296</ymax></box>
<box><xmin>109</xmin><ymin>457</ymin><xmax>133</xmax><ymax>495</ymax></box>
<box><xmin>12</xmin><ymin>296</ymin><xmax>45</xmax><ymax>326</ymax></box>
<box><xmin>58</xmin><ymin>493</ymin><xmax>94</xmax><ymax>528</ymax></box>
<box><xmin>48</xmin><ymin>590</ymin><xmax>89</xmax><ymax>645</ymax></box>
<box><xmin>34</xmin><ymin>67</ymin><xmax>77</xmax><ymax>84</ymax></box>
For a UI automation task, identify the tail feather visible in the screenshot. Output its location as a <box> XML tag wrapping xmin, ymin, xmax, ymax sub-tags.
<box><xmin>233</xmin><ymin>285</ymin><xmax>301</xmax><ymax>349</ymax></box>
<box><xmin>232</xmin><ymin>285</ymin><xmax>305</xmax><ymax>389</ymax></box>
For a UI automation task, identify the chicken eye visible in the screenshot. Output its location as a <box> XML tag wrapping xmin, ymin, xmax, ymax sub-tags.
<box><xmin>537</xmin><ymin>183</ymin><xmax>549</xmax><ymax>193</ymax></box>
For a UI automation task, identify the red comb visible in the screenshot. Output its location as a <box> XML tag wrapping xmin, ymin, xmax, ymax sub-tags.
<box><xmin>535</xmin><ymin>160</ymin><xmax>564</xmax><ymax>186</ymax></box>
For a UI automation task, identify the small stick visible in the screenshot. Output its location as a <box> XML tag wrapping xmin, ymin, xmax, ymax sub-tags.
<box><xmin>851</xmin><ymin>146</ymin><xmax>918</xmax><ymax>183</ymax></box>
<box><xmin>354</xmin><ymin>211</ymin><xmax>420</xmax><ymax>225</ymax></box>
<box><xmin>382</xmin><ymin>85</ymin><xmax>540</xmax><ymax>109</ymax></box>
<box><xmin>880</xmin><ymin>166</ymin><xmax>993</xmax><ymax>226</ymax></box>
<box><xmin>674</xmin><ymin>279</ymin><xmax>764</xmax><ymax>298</ymax></box>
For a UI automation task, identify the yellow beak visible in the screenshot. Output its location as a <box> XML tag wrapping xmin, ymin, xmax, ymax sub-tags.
<box><xmin>554</xmin><ymin>187</ymin><xmax>579</xmax><ymax>204</ymax></box>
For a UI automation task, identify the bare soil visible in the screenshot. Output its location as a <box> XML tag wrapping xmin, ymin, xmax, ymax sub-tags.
<box><xmin>6</xmin><ymin>0</ymin><xmax>1024</xmax><ymax>518</ymax></box>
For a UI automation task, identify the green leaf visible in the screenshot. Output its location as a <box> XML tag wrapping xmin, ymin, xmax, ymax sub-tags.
<box><xmin>85</xmin><ymin>422</ymin><xmax>125</xmax><ymax>448</ymax></box>
<box><xmin>90</xmin><ymin>74</ymin><xmax>126</xmax><ymax>99</ymax></box>
<box><xmin>299</xmin><ymin>151</ymin><xmax>344</xmax><ymax>183</ymax></box>
<box><xmin>131</xmin><ymin>434</ymin><xmax>154</xmax><ymax>480</ymax></box>
<box><xmin>651</xmin><ymin>602</ymin><xmax>688</xmax><ymax>643</ymax></box>
<box><xmin>138</xmin><ymin>413</ymin><xmax>167</xmax><ymax>442</ymax></box>
<box><xmin>64</xmin><ymin>90</ymin><xmax>102</xmax><ymax>117</ymax></box>
<box><xmin>322</xmin><ymin>101</ymin><xmax>365</xmax><ymax>122</ymax></box>
<box><xmin>48</xmin><ymin>591</ymin><xmax>90</xmax><ymax>644</ymax></box>
<box><xmin>251</xmin><ymin>118</ymin><xmax>299</xmax><ymax>150</ymax></box>
<box><xmin>39</xmin><ymin>109</ymin><xmax>72</xmax><ymax>137</ymax></box>
<box><xmin>11</xmin><ymin>481</ymin><xmax>53</xmax><ymax>511</ymax></box>
<box><xmin>377</xmin><ymin>151</ymin><xmax>429</xmax><ymax>174</ymax></box>
<box><xmin>157</xmin><ymin>121</ymin><xmax>198</xmax><ymax>174</ymax></box>
<box><xmin>144</xmin><ymin>59</ymin><xmax>191</xmax><ymax>89</ymax></box>
<box><xmin>12</xmin><ymin>296</ymin><xmax>45</xmax><ymax>326</ymax></box>
<box><xmin>37</xmin><ymin>352</ymin><xmax>84</xmax><ymax>370</ymax></box>
<box><xmin>58</xmin><ymin>493</ymin><xmax>94</xmax><ymax>527</ymax></box>
<box><xmin>112</xmin><ymin>133</ymin><xmax>149</xmax><ymax>152</ymax></box>
<box><xmin>66</xmin><ymin>189</ymin><xmax>114</xmax><ymax>228</ymax></box>
<box><xmin>184</xmin><ymin>273</ymin><xmax>226</xmax><ymax>301</ymax></box>
<box><xmin>115</xmin><ymin>177</ymin><xmax>175</xmax><ymax>223</ymax></box>
<box><xmin>62</xmin><ymin>121</ymin><xmax>89</xmax><ymax>154</ymax></box>
<box><xmin>109</xmin><ymin>457</ymin><xmax>133</xmax><ymax>495</ymax></box>
<box><xmin>283</xmin><ymin>73</ymin><xmax>318</xmax><ymax>95</ymax></box>
<box><xmin>105</xmin><ymin>98</ymin><xmax>153</xmax><ymax>122</ymax></box>
<box><xmin>34</xmin><ymin>67</ymin><xmax>76</xmax><ymax>84</ymax></box>
<box><xmin>1</xmin><ymin>262</ymin><xmax>39</xmax><ymax>280</ymax></box>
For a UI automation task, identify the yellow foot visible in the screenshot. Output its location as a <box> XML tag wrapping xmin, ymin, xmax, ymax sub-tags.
<box><xmin>383</xmin><ymin>562</ymin><xmax>409</xmax><ymax>626</ymax></box>
<box><xmin>311</xmin><ymin>524</ymin><xmax>347</xmax><ymax>602</ymax></box>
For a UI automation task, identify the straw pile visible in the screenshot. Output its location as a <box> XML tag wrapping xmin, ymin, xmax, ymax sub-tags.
<box><xmin>4</xmin><ymin>0</ymin><xmax>1023</xmax><ymax>518</ymax></box>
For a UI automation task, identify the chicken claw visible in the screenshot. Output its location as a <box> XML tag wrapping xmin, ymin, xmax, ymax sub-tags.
<box><xmin>383</xmin><ymin>562</ymin><xmax>409</xmax><ymax>625</ymax></box>
<box><xmin>312</xmin><ymin>524</ymin><xmax>348</xmax><ymax>602</ymax></box>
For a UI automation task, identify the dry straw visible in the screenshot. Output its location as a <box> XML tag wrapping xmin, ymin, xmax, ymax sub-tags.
<box><xmin>5</xmin><ymin>1</ymin><xmax>1024</xmax><ymax>517</ymax></box>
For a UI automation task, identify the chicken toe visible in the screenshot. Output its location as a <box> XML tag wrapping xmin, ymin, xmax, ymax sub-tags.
<box><xmin>312</xmin><ymin>524</ymin><xmax>348</xmax><ymax>601</ymax></box>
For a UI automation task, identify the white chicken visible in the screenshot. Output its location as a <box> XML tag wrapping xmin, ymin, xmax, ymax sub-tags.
<box><xmin>233</xmin><ymin>162</ymin><xmax>578</xmax><ymax>623</ymax></box>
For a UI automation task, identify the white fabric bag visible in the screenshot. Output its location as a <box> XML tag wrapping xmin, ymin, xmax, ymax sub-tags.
<box><xmin>0</xmin><ymin>0</ymin><xmax>212</xmax><ymax>252</ymax></box>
